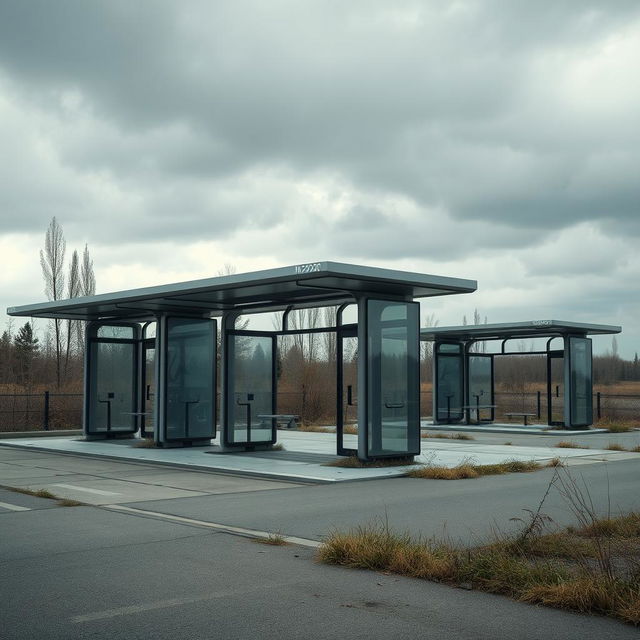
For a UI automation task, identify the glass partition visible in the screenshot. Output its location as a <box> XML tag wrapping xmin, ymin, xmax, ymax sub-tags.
<box><xmin>569</xmin><ymin>336</ymin><xmax>592</xmax><ymax>427</ymax></box>
<box><xmin>366</xmin><ymin>300</ymin><xmax>419</xmax><ymax>458</ymax></box>
<box><xmin>165</xmin><ymin>317</ymin><xmax>216</xmax><ymax>441</ymax></box>
<box><xmin>468</xmin><ymin>354</ymin><xmax>494</xmax><ymax>422</ymax></box>
<box><xmin>86</xmin><ymin>324</ymin><xmax>138</xmax><ymax>435</ymax></box>
<box><xmin>227</xmin><ymin>334</ymin><xmax>275</xmax><ymax>445</ymax></box>
<box><xmin>435</xmin><ymin>342</ymin><xmax>464</xmax><ymax>422</ymax></box>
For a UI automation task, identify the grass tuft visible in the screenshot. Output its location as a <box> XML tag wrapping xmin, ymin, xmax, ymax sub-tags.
<box><xmin>271</xmin><ymin>443</ymin><xmax>285</xmax><ymax>451</ymax></box>
<box><xmin>57</xmin><ymin>498</ymin><xmax>85</xmax><ymax>507</ymax></box>
<box><xmin>605</xmin><ymin>442</ymin><xmax>626</xmax><ymax>451</ymax></box>
<box><xmin>9</xmin><ymin>487</ymin><xmax>57</xmax><ymax>499</ymax></box>
<box><xmin>134</xmin><ymin>438</ymin><xmax>157</xmax><ymax>448</ymax></box>
<box><xmin>318</xmin><ymin>507</ymin><xmax>640</xmax><ymax>625</ymax></box>
<box><xmin>8</xmin><ymin>486</ymin><xmax>85</xmax><ymax>507</ymax></box>
<box><xmin>407</xmin><ymin>459</ymin><xmax>561</xmax><ymax>480</ymax></box>
<box><xmin>597</xmin><ymin>418</ymin><xmax>639</xmax><ymax>433</ymax></box>
<box><xmin>555</xmin><ymin>441</ymin><xmax>584</xmax><ymax>449</ymax></box>
<box><xmin>255</xmin><ymin>532</ymin><xmax>288</xmax><ymax>546</ymax></box>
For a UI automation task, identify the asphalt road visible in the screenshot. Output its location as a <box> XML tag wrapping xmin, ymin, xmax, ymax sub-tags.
<box><xmin>1</xmin><ymin>496</ymin><xmax>637</xmax><ymax>640</ymax></box>
<box><xmin>1</xmin><ymin>445</ymin><xmax>639</xmax><ymax>638</ymax></box>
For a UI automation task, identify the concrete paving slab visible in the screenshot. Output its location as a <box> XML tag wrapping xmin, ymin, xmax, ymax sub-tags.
<box><xmin>1</xmin><ymin>432</ymin><xmax>637</xmax><ymax>484</ymax></box>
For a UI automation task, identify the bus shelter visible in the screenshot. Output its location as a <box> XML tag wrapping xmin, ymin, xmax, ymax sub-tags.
<box><xmin>8</xmin><ymin>262</ymin><xmax>476</xmax><ymax>461</ymax></box>
<box><xmin>422</xmin><ymin>321</ymin><xmax>621</xmax><ymax>429</ymax></box>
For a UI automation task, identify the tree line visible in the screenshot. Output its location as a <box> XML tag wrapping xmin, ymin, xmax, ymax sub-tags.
<box><xmin>1</xmin><ymin>217</ymin><xmax>96</xmax><ymax>391</ymax></box>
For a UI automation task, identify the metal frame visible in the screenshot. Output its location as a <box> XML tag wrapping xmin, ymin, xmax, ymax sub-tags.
<box><xmin>222</xmin><ymin>329</ymin><xmax>278</xmax><ymax>449</ymax></box>
<box><xmin>83</xmin><ymin>321</ymin><xmax>140</xmax><ymax>438</ymax></box>
<box><xmin>159</xmin><ymin>315</ymin><xmax>217</xmax><ymax>445</ymax></box>
<box><xmin>424</xmin><ymin>323</ymin><xmax>619</xmax><ymax>430</ymax></box>
<box><xmin>433</xmin><ymin>342</ymin><xmax>465</xmax><ymax>424</ymax></box>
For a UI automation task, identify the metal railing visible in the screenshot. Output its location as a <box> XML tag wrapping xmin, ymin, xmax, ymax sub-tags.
<box><xmin>0</xmin><ymin>389</ymin><xmax>638</xmax><ymax>432</ymax></box>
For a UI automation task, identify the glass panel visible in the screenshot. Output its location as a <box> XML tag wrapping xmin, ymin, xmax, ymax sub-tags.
<box><xmin>570</xmin><ymin>337</ymin><xmax>592</xmax><ymax>426</ymax></box>
<box><xmin>229</xmin><ymin>335</ymin><xmax>273</xmax><ymax>444</ymax></box>
<box><xmin>438</xmin><ymin>343</ymin><xmax>461</xmax><ymax>353</ymax></box>
<box><xmin>367</xmin><ymin>300</ymin><xmax>419</xmax><ymax>457</ymax></box>
<box><xmin>143</xmin><ymin>345</ymin><xmax>155</xmax><ymax>436</ymax></box>
<box><xmin>548</xmin><ymin>353</ymin><xmax>565</xmax><ymax>425</ymax></box>
<box><xmin>97</xmin><ymin>325</ymin><xmax>135</xmax><ymax>339</ymax></box>
<box><xmin>89</xmin><ymin>342</ymin><xmax>136</xmax><ymax>432</ymax></box>
<box><xmin>436</xmin><ymin>348</ymin><xmax>464</xmax><ymax>422</ymax></box>
<box><xmin>143</xmin><ymin>322</ymin><xmax>157</xmax><ymax>340</ymax></box>
<box><xmin>166</xmin><ymin>318</ymin><xmax>215</xmax><ymax>440</ymax></box>
<box><xmin>468</xmin><ymin>355</ymin><xmax>493</xmax><ymax>421</ymax></box>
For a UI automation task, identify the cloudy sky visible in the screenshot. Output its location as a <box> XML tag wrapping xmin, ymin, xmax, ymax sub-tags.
<box><xmin>0</xmin><ymin>1</ymin><xmax>638</xmax><ymax>356</ymax></box>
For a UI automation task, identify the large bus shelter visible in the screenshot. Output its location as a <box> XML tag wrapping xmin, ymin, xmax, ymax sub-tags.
<box><xmin>422</xmin><ymin>321</ymin><xmax>622</xmax><ymax>429</ymax></box>
<box><xmin>8</xmin><ymin>262</ymin><xmax>476</xmax><ymax>461</ymax></box>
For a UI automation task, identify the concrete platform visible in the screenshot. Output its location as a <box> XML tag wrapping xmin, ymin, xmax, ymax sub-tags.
<box><xmin>1</xmin><ymin>429</ymin><xmax>635</xmax><ymax>483</ymax></box>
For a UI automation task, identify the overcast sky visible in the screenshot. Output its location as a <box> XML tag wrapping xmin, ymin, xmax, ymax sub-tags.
<box><xmin>0</xmin><ymin>1</ymin><xmax>638</xmax><ymax>356</ymax></box>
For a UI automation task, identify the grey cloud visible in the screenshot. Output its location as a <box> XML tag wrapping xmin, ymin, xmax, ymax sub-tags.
<box><xmin>1</xmin><ymin>1</ymin><xmax>639</xmax><ymax>240</ymax></box>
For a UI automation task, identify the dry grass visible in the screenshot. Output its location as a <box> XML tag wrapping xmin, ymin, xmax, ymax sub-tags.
<box><xmin>318</xmin><ymin>506</ymin><xmax>640</xmax><ymax>625</ymax></box>
<box><xmin>9</xmin><ymin>487</ymin><xmax>58</xmax><ymax>499</ymax></box>
<box><xmin>421</xmin><ymin>432</ymin><xmax>475</xmax><ymax>441</ymax></box>
<box><xmin>555</xmin><ymin>441</ymin><xmax>585</xmax><ymax>449</ymax></box>
<box><xmin>596</xmin><ymin>418</ymin><xmax>640</xmax><ymax>433</ymax></box>
<box><xmin>343</xmin><ymin>425</ymin><xmax>358</xmax><ymax>435</ymax></box>
<box><xmin>271</xmin><ymin>443</ymin><xmax>285</xmax><ymax>451</ymax></box>
<box><xmin>7</xmin><ymin>486</ymin><xmax>84</xmax><ymax>507</ymax></box>
<box><xmin>325</xmin><ymin>455</ymin><xmax>414</xmax><ymax>468</ymax></box>
<box><xmin>606</xmin><ymin>442</ymin><xmax>626</xmax><ymax>451</ymax></box>
<box><xmin>574</xmin><ymin>513</ymin><xmax>640</xmax><ymax>538</ymax></box>
<box><xmin>407</xmin><ymin>458</ymin><xmax>561</xmax><ymax>480</ymax></box>
<box><xmin>57</xmin><ymin>498</ymin><xmax>84</xmax><ymax>507</ymax></box>
<box><xmin>134</xmin><ymin>438</ymin><xmax>157</xmax><ymax>448</ymax></box>
<box><xmin>255</xmin><ymin>532</ymin><xmax>288</xmax><ymax>546</ymax></box>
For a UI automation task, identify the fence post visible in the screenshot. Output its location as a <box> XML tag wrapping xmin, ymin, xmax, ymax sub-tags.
<box><xmin>43</xmin><ymin>390</ymin><xmax>50</xmax><ymax>431</ymax></box>
<box><xmin>597</xmin><ymin>392</ymin><xmax>601</xmax><ymax>420</ymax></box>
<box><xmin>537</xmin><ymin>391</ymin><xmax>541</xmax><ymax>419</ymax></box>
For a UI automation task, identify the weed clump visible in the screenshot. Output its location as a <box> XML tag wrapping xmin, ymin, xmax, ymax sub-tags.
<box><xmin>318</xmin><ymin>467</ymin><xmax>640</xmax><ymax>625</ymax></box>
<box><xmin>407</xmin><ymin>459</ymin><xmax>560</xmax><ymax>480</ymax></box>
<box><xmin>555</xmin><ymin>441</ymin><xmax>584</xmax><ymax>449</ymax></box>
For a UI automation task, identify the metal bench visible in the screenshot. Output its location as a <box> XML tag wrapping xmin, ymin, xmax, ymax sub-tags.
<box><xmin>504</xmin><ymin>412</ymin><xmax>536</xmax><ymax>426</ymax></box>
<box><xmin>257</xmin><ymin>414</ymin><xmax>300</xmax><ymax>429</ymax></box>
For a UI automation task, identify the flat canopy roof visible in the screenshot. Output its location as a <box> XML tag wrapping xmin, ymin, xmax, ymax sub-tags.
<box><xmin>8</xmin><ymin>261</ymin><xmax>477</xmax><ymax>321</ymax></box>
<box><xmin>421</xmin><ymin>320</ymin><xmax>622</xmax><ymax>342</ymax></box>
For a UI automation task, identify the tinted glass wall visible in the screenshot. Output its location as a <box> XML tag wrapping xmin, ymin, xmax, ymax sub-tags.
<box><xmin>165</xmin><ymin>317</ymin><xmax>216</xmax><ymax>441</ymax></box>
<box><xmin>86</xmin><ymin>324</ymin><xmax>137</xmax><ymax>435</ymax></box>
<box><xmin>435</xmin><ymin>343</ymin><xmax>464</xmax><ymax>422</ymax></box>
<box><xmin>569</xmin><ymin>336</ymin><xmax>592</xmax><ymax>427</ymax></box>
<box><xmin>227</xmin><ymin>334</ymin><xmax>275</xmax><ymax>445</ymax></box>
<box><xmin>365</xmin><ymin>300</ymin><xmax>419</xmax><ymax>458</ymax></box>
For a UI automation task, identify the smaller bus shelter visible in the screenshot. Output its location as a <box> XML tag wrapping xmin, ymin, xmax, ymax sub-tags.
<box><xmin>8</xmin><ymin>262</ymin><xmax>476</xmax><ymax>461</ymax></box>
<box><xmin>422</xmin><ymin>321</ymin><xmax>621</xmax><ymax>429</ymax></box>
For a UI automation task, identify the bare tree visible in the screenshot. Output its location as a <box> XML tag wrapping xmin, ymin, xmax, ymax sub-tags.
<box><xmin>80</xmin><ymin>244</ymin><xmax>96</xmax><ymax>297</ymax></box>
<box><xmin>75</xmin><ymin>244</ymin><xmax>97</xmax><ymax>353</ymax></box>
<box><xmin>40</xmin><ymin>217</ymin><xmax>66</xmax><ymax>388</ymax></box>
<box><xmin>64</xmin><ymin>250</ymin><xmax>81</xmax><ymax>376</ymax></box>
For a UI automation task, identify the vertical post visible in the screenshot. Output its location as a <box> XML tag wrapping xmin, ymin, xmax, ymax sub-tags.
<box><xmin>43</xmin><ymin>390</ymin><xmax>50</xmax><ymax>431</ymax></box>
<box><xmin>537</xmin><ymin>390</ymin><xmax>541</xmax><ymax>419</ymax></box>
<box><xmin>597</xmin><ymin>392</ymin><xmax>601</xmax><ymax>420</ymax></box>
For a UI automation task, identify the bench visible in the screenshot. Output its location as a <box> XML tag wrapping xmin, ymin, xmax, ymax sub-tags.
<box><xmin>257</xmin><ymin>414</ymin><xmax>300</xmax><ymax>430</ymax></box>
<box><xmin>504</xmin><ymin>412</ymin><xmax>536</xmax><ymax>426</ymax></box>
